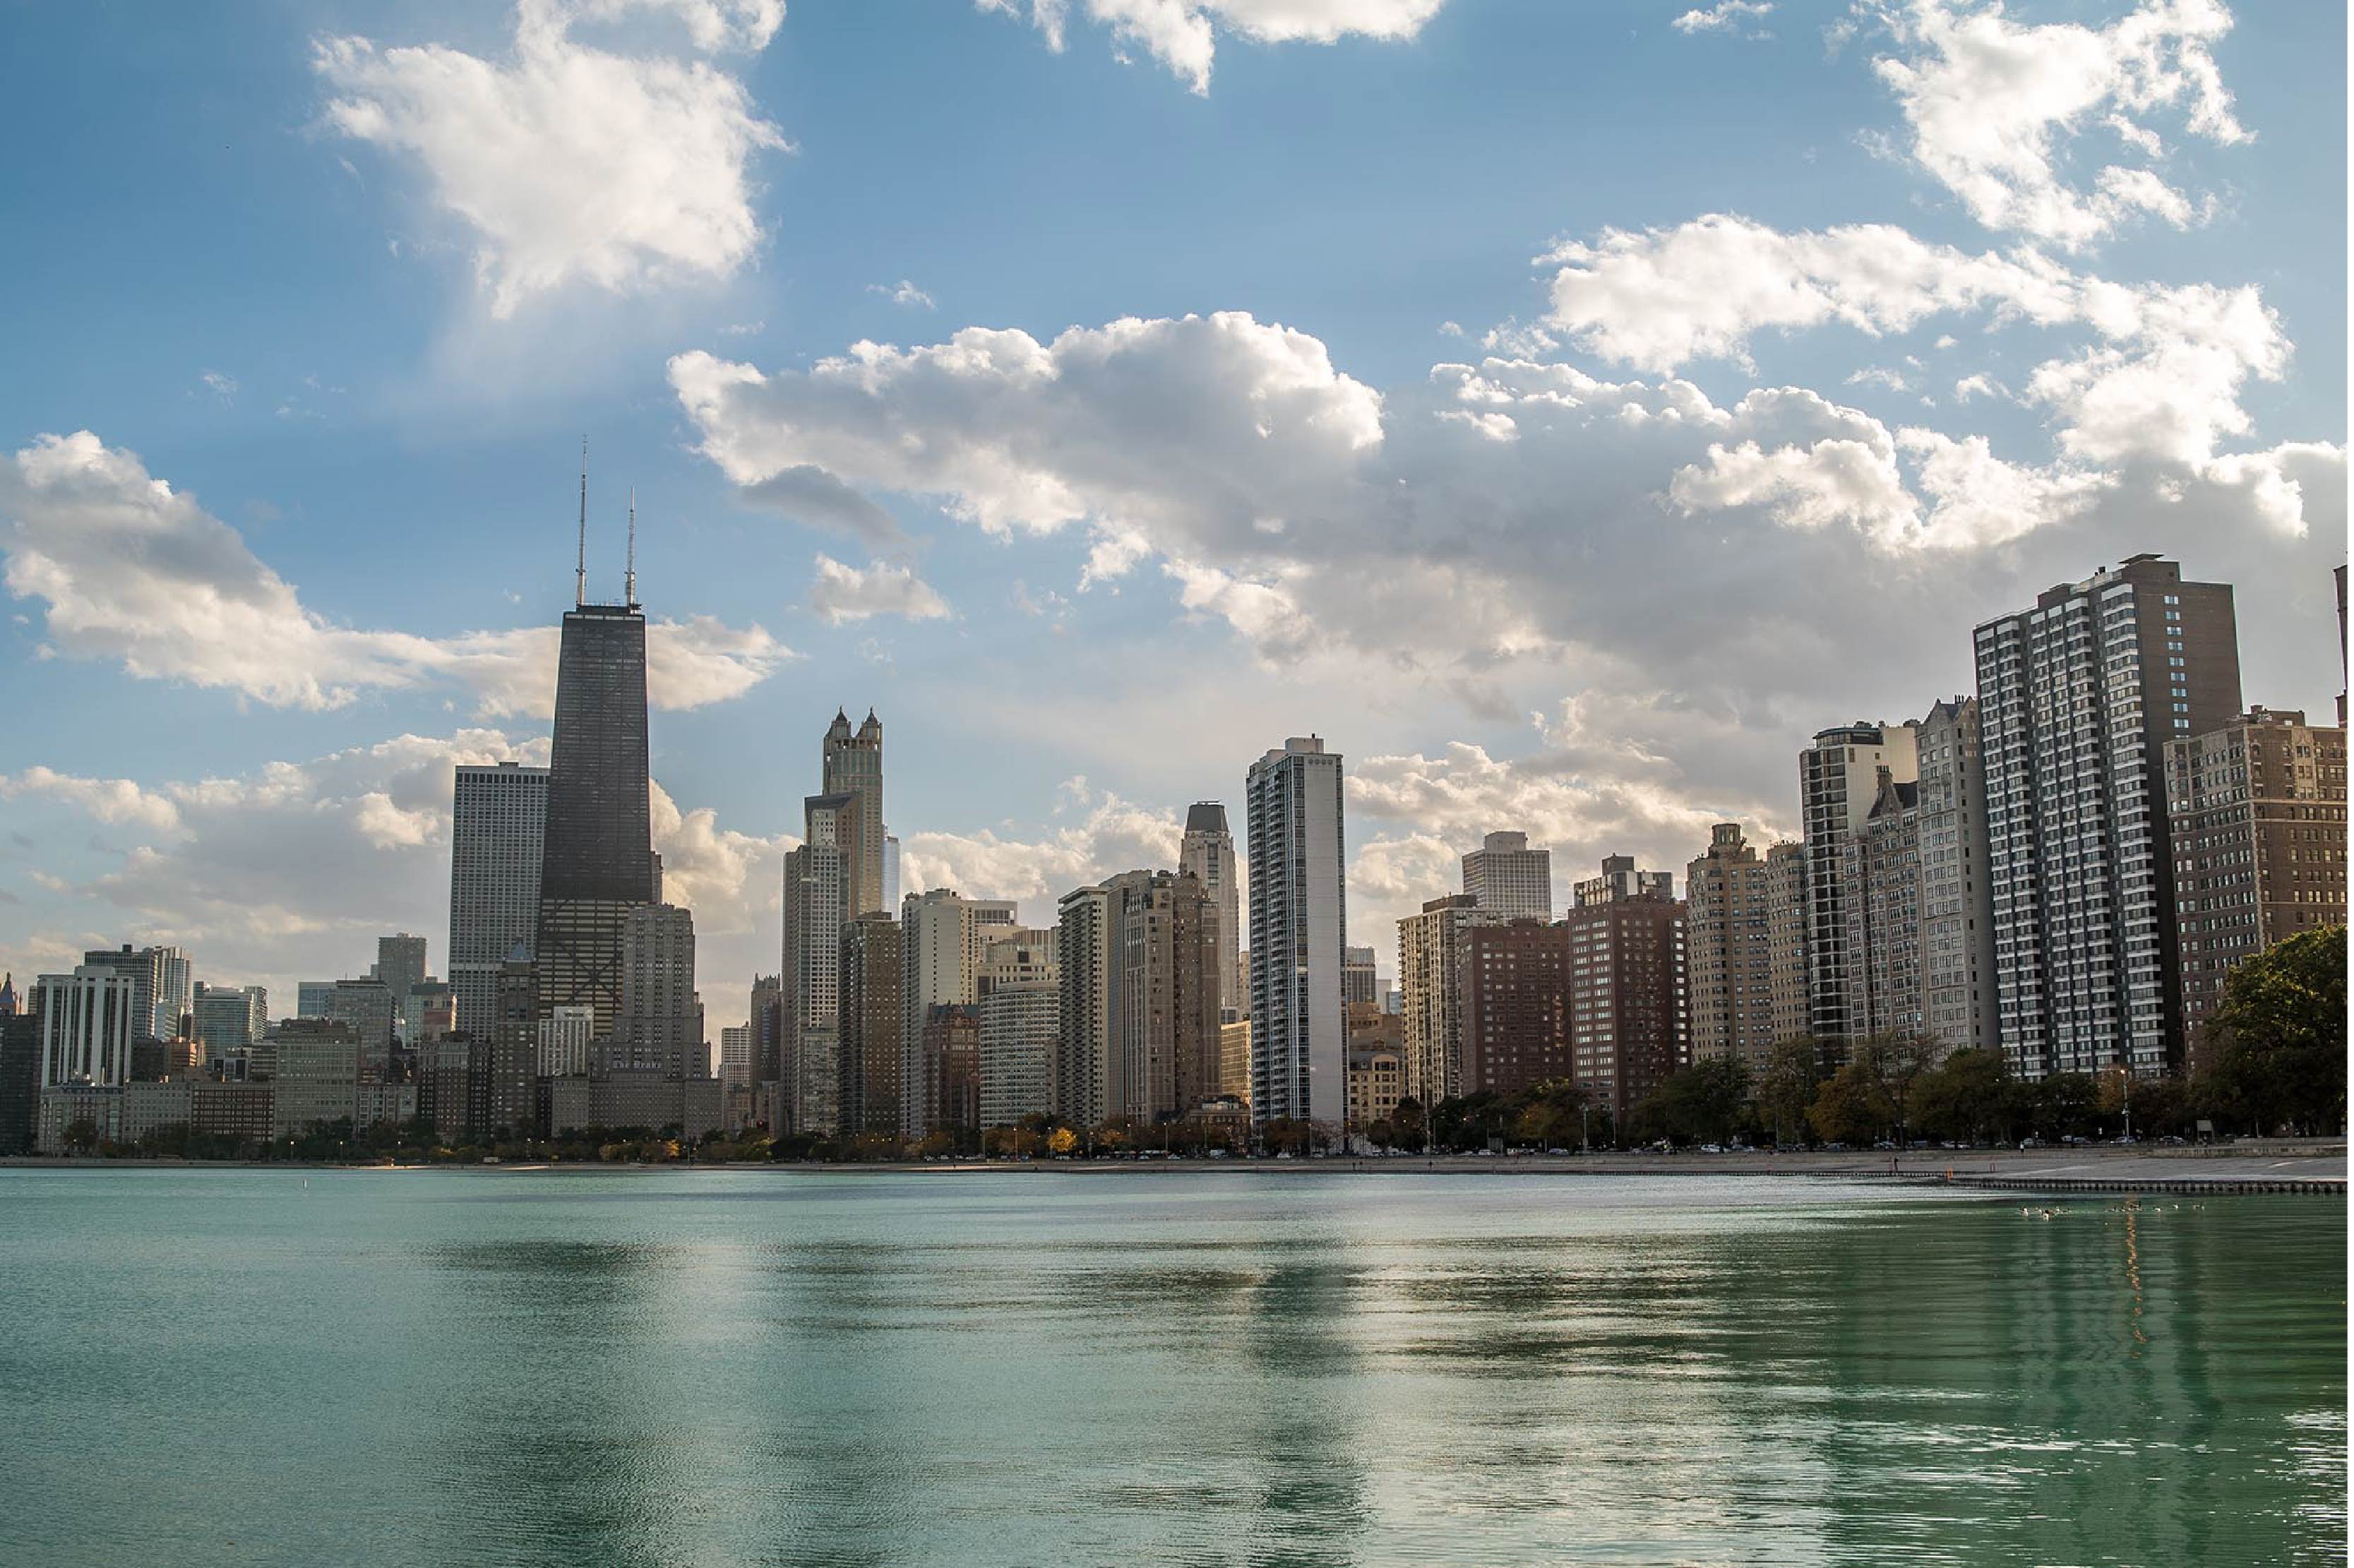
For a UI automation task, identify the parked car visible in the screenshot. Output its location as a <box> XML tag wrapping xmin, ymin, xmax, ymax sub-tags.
<box><xmin>2019</xmin><ymin>1137</ymin><xmax>2043</xmax><ymax>1149</ymax></box>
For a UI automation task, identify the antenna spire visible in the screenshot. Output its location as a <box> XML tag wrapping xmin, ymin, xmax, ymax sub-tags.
<box><xmin>626</xmin><ymin>486</ymin><xmax>638</xmax><ymax>606</ymax></box>
<box><xmin>575</xmin><ymin>437</ymin><xmax>589</xmax><ymax>608</ymax></box>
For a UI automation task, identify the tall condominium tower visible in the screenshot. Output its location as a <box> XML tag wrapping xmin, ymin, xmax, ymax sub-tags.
<box><xmin>782</xmin><ymin>791</ymin><xmax>856</xmax><ymax>1133</ymax></box>
<box><xmin>1561</xmin><ymin>861</ymin><xmax>1687</xmax><ymax>1122</ymax></box>
<box><xmin>1799</xmin><ymin>721</ymin><xmax>1920</xmax><ymax>1057</ymax></box>
<box><xmin>840</xmin><ymin>914</ymin><xmax>904</xmax><ymax>1136</ymax></box>
<box><xmin>1055</xmin><ymin>883</ymin><xmax>1115</xmax><ymax>1130</ymax></box>
<box><xmin>534</xmin><ymin>585</ymin><xmax>656</xmax><ymax>1035</ymax></box>
<box><xmin>1914</xmin><ymin>698</ymin><xmax>1999</xmax><ymax>1054</ymax></box>
<box><xmin>1463</xmin><ymin>830</ymin><xmax>1553</xmax><ymax>920</ymax></box>
<box><xmin>1245</xmin><ymin>737</ymin><xmax>1347</xmax><ymax>1130</ymax></box>
<box><xmin>36</xmin><ymin>964</ymin><xmax>141</xmax><ymax>1085</ymax></box>
<box><xmin>2166</xmin><ymin>707</ymin><xmax>2346</xmax><ymax>1065</ymax></box>
<box><xmin>79</xmin><ymin>944</ymin><xmax>187</xmax><ymax>1042</ymax></box>
<box><xmin>1976</xmin><ymin>554</ymin><xmax>2241</xmax><ymax>1079</ymax></box>
<box><xmin>192</xmin><ymin>984</ymin><xmax>268</xmax><ymax>1058</ymax></box>
<box><xmin>823</xmin><ymin>709</ymin><xmax>888</xmax><ymax>917</ymax></box>
<box><xmin>1178</xmin><ymin>803</ymin><xmax>1244</xmax><ymax>1022</ymax></box>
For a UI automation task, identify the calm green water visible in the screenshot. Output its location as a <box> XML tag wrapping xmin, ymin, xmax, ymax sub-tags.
<box><xmin>0</xmin><ymin>1170</ymin><xmax>2340</xmax><ymax>1567</ymax></box>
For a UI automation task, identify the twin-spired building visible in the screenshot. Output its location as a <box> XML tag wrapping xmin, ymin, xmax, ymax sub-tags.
<box><xmin>1245</xmin><ymin>737</ymin><xmax>1348</xmax><ymax>1130</ymax></box>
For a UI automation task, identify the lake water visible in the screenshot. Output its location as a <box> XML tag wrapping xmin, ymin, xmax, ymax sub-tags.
<box><xmin>0</xmin><ymin>1168</ymin><xmax>2341</xmax><ymax>1567</ymax></box>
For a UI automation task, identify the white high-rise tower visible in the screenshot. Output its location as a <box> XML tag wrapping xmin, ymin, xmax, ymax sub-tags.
<box><xmin>1245</xmin><ymin>737</ymin><xmax>1347</xmax><ymax>1132</ymax></box>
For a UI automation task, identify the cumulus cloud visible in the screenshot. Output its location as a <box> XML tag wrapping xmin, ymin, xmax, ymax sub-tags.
<box><xmin>314</xmin><ymin>0</ymin><xmax>787</xmax><ymax>316</ymax></box>
<box><xmin>0</xmin><ymin>767</ymin><xmax>183</xmax><ymax>833</ymax></box>
<box><xmin>806</xmin><ymin>554</ymin><xmax>953</xmax><ymax>624</ymax></box>
<box><xmin>979</xmin><ymin>0</ymin><xmax>1447</xmax><ymax>93</ymax></box>
<box><xmin>1862</xmin><ymin>0</ymin><xmax>2249</xmax><ymax>247</ymax></box>
<box><xmin>671</xmin><ymin>294</ymin><xmax>2336</xmax><ymax>701</ymax></box>
<box><xmin>898</xmin><ymin>779</ymin><xmax>1183</xmax><ymax>923</ymax></box>
<box><xmin>0</xmin><ymin>430</ymin><xmax>789</xmax><ymax>713</ymax></box>
<box><xmin>1673</xmin><ymin>1</ymin><xmax>1772</xmax><ymax>35</ymax></box>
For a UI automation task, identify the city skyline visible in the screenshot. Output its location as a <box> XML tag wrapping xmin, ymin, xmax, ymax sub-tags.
<box><xmin>0</xmin><ymin>0</ymin><xmax>2345</xmax><ymax>1035</ymax></box>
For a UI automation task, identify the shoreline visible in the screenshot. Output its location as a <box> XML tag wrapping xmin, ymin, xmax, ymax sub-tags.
<box><xmin>2</xmin><ymin>1144</ymin><xmax>2342</xmax><ymax>1192</ymax></box>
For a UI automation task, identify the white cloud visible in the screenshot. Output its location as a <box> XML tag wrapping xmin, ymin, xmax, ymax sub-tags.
<box><xmin>979</xmin><ymin>0</ymin><xmax>1446</xmax><ymax>93</ymax></box>
<box><xmin>1673</xmin><ymin>1</ymin><xmax>1772</xmax><ymax>35</ymax></box>
<box><xmin>5</xmin><ymin>726</ymin><xmax>791</xmax><ymax>1029</ymax></box>
<box><xmin>898</xmin><ymin>779</ymin><xmax>1183</xmax><ymax>925</ymax></box>
<box><xmin>0</xmin><ymin>767</ymin><xmax>183</xmax><ymax>833</ymax></box>
<box><xmin>672</xmin><ymin>298</ymin><xmax>2336</xmax><ymax>700</ymax></box>
<box><xmin>0</xmin><ymin>431</ymin><xmax>789</xmax><ymax>714</ymax></box>
<box><xmin>315</xmin><ymin>0</ymin><xmax>787</xmax><ymax>316</ymax></box>
<box><xmin>806</xmin><ymin>554</ymin><xmax>952</xmax><ymax>624</ymax></box>
<box><xmin>1863</xmin><ymin>0</ymin><xmax>2248</xmax><ymax>247</ymax></box>
<box><xmin>868</xmin><ymin>279</ymin><xmax>936</xmax><ymax>309</ymax></box>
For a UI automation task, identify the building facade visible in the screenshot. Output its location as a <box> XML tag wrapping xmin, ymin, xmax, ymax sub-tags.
<box><xmin>840</xmin><ymin>914</ymin><xmax>904</xmax><ymax>1137</ymax></box>
<box><xmin>1563</xmin><ymin>864</ymin><xmax>1687</xmax><ymax>1123</ymax></box>
<box><xmin>1463</xmin><ymin>830</ymin><xmax>1553</xmax><ymax>921</ymax></box>
<box><xmin>1397</xmin><ymin>893</ymin><xmax>1496</xmax><ymax>1107</ymax></box>
<box><xmin>2166</xmin><ymin>707</ymin><xmax>2348</xmax><ymax>1063</ymax></box>
<box><xmin>1179</xmin><ymin>802</ymin><xmax>1245</xmax><ymax>1022</ymax></box>
<box><xmin>1800</xmin><ymin>722</ymin><xmax>1920</xmax><ymax>1057</ymax></box>
<box><xmin>1685</xmin><ymin>825</ymin><xmax>1781</xmax><ymax>1072</ymax></box>
<box><xmin>614</xmin><ymin>904</ymin><xmax>701</xmax><ymax>1077</ymax></box>
<box><xmin>1976</xmin><ymin>554</ymin><xmax>2242</xmax><ymax>1078</ymax></box>
<box><xmin>533</xmin><ymin>599</ymin><xmax>658</xmax><ymax>1034</ymax></box>
<box><xmin>1245</xmin><ymin>738</ymin><xmax>1348</xmax><ymax>1131</ymax></box>
<box><xmin>449</xmin><ymin>760</ymin><xmax>549</xmax><ymax>1041</ymax></box>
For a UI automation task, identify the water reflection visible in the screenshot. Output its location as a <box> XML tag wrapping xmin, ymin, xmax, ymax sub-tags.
<box><xmin>0</xmin><ymin>1171</ymin><xmax>2338</xmax><ymax>1568</ymax></box>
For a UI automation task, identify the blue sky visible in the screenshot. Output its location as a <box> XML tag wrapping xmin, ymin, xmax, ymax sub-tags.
<box><xmin>1</xmin><ymin>0</ymin><xmax>2343</xmax><ymax>1024</ymax></box>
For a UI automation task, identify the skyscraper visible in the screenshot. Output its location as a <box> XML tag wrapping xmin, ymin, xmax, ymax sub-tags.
<box><xmin>1800</xmin><ymin>721</ymin><xmax>1920</xmax><ymax>1057</ymax></box>
<box><xmin>1179</xmin><ymin>803</ymin><xmax>1243</xmax><ymax>1022</ymax></box>
<box><xmin>1976</xmin><ymin>554</ymin><xmax>2241</xmax><ymax>1079</ymax></box>
<box><xmin>1463</xmin><ymin>830</ymin><xmax>1552</xmax><ymax>920</ymax></box>
<box><xmin>450</xmin><ymin>761</ymin><xmax>549</xmax><ymax>1040</ymax></box>
<box><xmin>533</xmin><ymin>585</ymin><xmax>656</xmax><ymax>1036</ymax></box>
<box><xmin>823</xmin><ymin>708</ymin><xmax>888</xmax><ymax>917</ymax></box>
<box><xmin>840</xmin><ymin>914</ymin><xmax>904</xmax><ymax>1136</ymax></box>
<box><xmin>1342</xmin><ymin>945</ymin><xmax>1378</xmax><ymax>1008</ymax></box>
<box><xmin>192</xmin><ymin>984</ymin><xmax>268</xmax><ymax>1059</ymax></box>
<box><xmin>1245</xmin><ymin>737</ymin><xmax>1347</xmax><ymax>1130</ymax></box>
<box><xmin>1914</xmin><ymin>698</ymin><xmax>1999</xmax><ymax>1055</ymax></box>
<box><xmin>782</xmin><ymin>792</ymin><xmax>856</xmax><ymax>1133</ymax></box>
<box><xmin>372</xmin><ymin>933</ymin><xmax>428</xmax><ymax>1002</ymax></box>
<box><xmin>36</xmin><ymin>964</ymin><xmax>141</xmax><ymax>1085</ymax></box>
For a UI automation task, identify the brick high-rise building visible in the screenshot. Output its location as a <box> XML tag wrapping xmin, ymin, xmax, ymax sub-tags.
<box><xmin>1976</xmin><ymin>554</ymin><xmax>2241</xmax><ymax>1078</ymax></box>
<box><xmin>614</xmin><ymin>903</ymin><xmax>701</xmax><ymax>1077</ymax></box>
<box><xmin>1685</xmin><ymin>824</ymin><xmax>1781</xmax><ymax>1071</ymax></box>
<box><xmin>2166</xmin><ymin>708</ymin><xmax>2348</xmax><ymax>1065</ymax></box>
<box><xmin>840</xmin><ymin>915</ymin><xmax>904</xmax><ymax>1137</ymax></box>
<box><xmin>1460</xmin><ymin>918</ymin><xmax>1572</xmax><ymax>1097</ymax></box>
<box><xmin>1565</xmin><ymin>863</ymin><xmax>1687</xmax><ymax>1123</ymax></box>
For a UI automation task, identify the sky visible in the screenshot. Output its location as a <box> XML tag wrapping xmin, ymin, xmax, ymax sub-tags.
<box><xmin>0</xmin><ymin>0</ymin><xmax>2343</xmax><ymax>1033</ymax></box>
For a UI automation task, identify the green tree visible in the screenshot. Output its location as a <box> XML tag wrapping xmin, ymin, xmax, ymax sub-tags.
<box><xmin>1632</xmin><ymin>1057</ymin><xmax>1750</xmax><ymax>1145</ymax></box>
<box><xmin>1806</xmin><ymin>1063</ymin><xmax>1888</xmax><ymax>1145</ymax></box>
<box><xmin>1755</xmin><ymin>1039</ymin><xmax>1823</xmax><ymax>1147</ymax></box>
<box><xmin>1911</xmin><ymin>1048</ymin><xmax>2012</xmax><ymax>1144</ymax></box>
<box><xmin>2024</xmin><ymin>1073</ymin><xmax>2099</xmax><ymax>1141</ymax></box>
<box><xmin>61</xmin><ymin>1116</ymin><xmax>100</xmax><ymax>1156</ymax></box>
<box><xmin>1390</xmin><ymin>1096</ymin><xmax>1428</xmax><ymax>1154</ymax></box>
<box><xmin>1850</xmin><ymin>1033</ymin><xmax>1940</xmax><ymax>1146</ymax></box>
<box><xmin>2198</xmin><ymin>926</ymin><xmax>2347</xmax><ymax>1136</ymax></box>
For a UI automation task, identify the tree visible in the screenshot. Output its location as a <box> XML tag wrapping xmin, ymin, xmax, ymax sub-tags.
<box><xmin>1755</xmin><ymin>1039</ymin><xmax>1823</xmax><ymax>1147</ymax></box>
<box><xmin>1632</xmin><ymin>1058</ymin><xmax>1750</xmax><ymax>1146</ymax></box>
<box><xmin>1912</xmin><ymin>1048</ymin><xmax>2013</xmax><ymax>1144</ymax></box>
<box><xmin>2025</xmin><ymin>1073</ymin><xmax>2099</xmax><ymax>1141</ymax></box>
<box><xmin>1390</xmin><ymin>1096</ymin><xmax>1428</xmax><ymax>1154</ymax></box>
<box><xmin>1046</xmin><ymin>1126</ymin><xmax>1080</xmax><ymax>1156</ymax></box>
<box><xmin>1850</xmin><ymin>1033</ymin><xmax>1940</xmax><ymax>1145</ymax></box>
<box><xmin>2199</xmin><ymin>926</ymin><xmax>2348</xmax><ymax>1136</ymax></box>
<box><xmin>1806</xmin><ymin>1063</ymin><xmax>1888</xmax><ymax>1145</ymax></box>
<box><xmin>61</xmin><ymin>1116</ymin><xmax>101</xmax><ymax>1156</ymax></box>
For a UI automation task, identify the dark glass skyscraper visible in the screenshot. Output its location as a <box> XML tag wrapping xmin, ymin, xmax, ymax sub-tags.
<box><xmin>534</xmin><ymin>600</ymin><xmax>657</xmax><ymax>1032</ymax></box>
